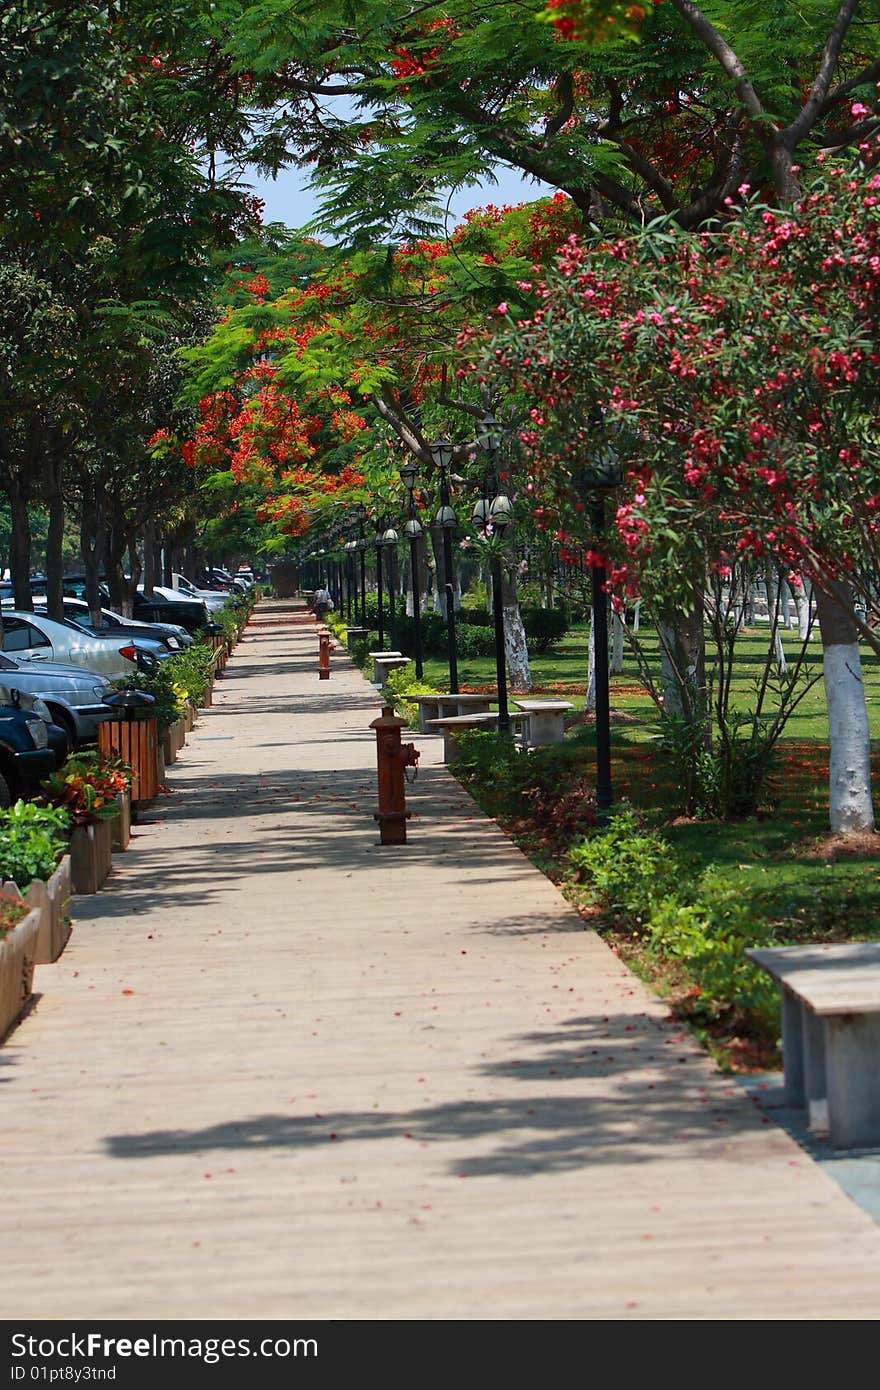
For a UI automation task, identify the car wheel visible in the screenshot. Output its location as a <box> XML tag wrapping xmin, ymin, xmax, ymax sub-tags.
<box><xmin>46</xmin><ymin>706</ymin><xmax>77</xmax><ymax>751</ymax></box>
<box><xmin>0</xmin><ymin>766</ymin><xmax>13</xmax><ymax>810</ymax></box>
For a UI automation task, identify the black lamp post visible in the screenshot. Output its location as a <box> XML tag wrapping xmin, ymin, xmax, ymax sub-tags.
<box><xmin>373</xmin><ymin>518</ymin><xmax>386</xmax><ymax>649</ymax></box>
<box><xmin>400</xmin><ymin>462</ymin><xmax>424</xmax><ymax>679</ymax></box>
<box><xmin>475</xmin><ymin>409</ymin><xmax>513</xmax><ymax>735</ymax></box>
<box><xmin>430</xmin><ymin>435</ymin><xmax>459</xmax><ymax>694</ymax></box>
<box><xmin>355</xmin><ymin>505</ymin><xmax>368</xmax><ymax>628</ymax></box>
<box><xmin>344</xmin><ymin>540</ymin><xmax>356</xmax><ymax>623</ymax></box>
<box><xmin>379</xmin><ymin>518</ymin><xmax>399</xmax><ymax>650</ymax></box>
<box><xmin>573</xmin><ymin>442</ymin><xmax>622</xmax><ymax>824</ymax></box>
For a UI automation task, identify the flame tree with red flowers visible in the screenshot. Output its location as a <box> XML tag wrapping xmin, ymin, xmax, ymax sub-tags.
<box><xmin>179</xmin><ymin>199</ymin><xmax>592</xmax><ymax>689</ymax></box>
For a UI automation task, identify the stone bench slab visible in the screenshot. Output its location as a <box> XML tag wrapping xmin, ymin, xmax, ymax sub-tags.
<box><xmin>747</xmin><ymin>943</ymin><xmax>880</xmax><ymax>1149</ymax></box>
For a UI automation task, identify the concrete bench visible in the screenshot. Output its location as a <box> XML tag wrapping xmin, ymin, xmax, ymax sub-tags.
<box><xmin>411</xmin><ymin>692</ymin><xmax>496</xmax><ymax>733</ymax></box>
<box><xmin>370</xmin><ymin>652</ymin><xmax>410</xmax><ymax>686</ymax></box>
<box><xmin>511</xmin><ymin>699</ymin><xmax>574</xmax><ymax>747</ymax></box>
<box><xmin>425</xmin><ymin>711</ymin><xmax>526</xmax><ymax>764</ymax></box>
<box><xmin>345</xmin><ymin>626</ymin><xmax>369</xmax><ymax>653</ymax></box>
<box><xmin>746</xmin><ymin>942</ymin><xmax>880</xmax><ymax>1148</ymax></box>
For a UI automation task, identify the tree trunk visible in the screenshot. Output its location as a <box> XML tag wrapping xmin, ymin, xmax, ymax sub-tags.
<box><xmin>5</xmin><ymin>475</ymin><xmax>33</xmax><ymax>611</ymax></box>
<box><xmin>814</xmin><ymin>584</ymin><xmax>875</xmax><ymax>834</ymax></box>
<box><xmin>501</xmin><ymin>567</ymin><xmax>532</xmax><ymax>694</ymax></box>
<box><xmin>585</xmin><ymin>609</ymin><xmax>596</xmax><ymax>713</ymax></box>
<box><xmin>656</xmin><ymin>592</ymin><xmax>707</xmax><ymax>725</ymax></box>
<box><xmin>43</xmin><ymin>454</ymin><xmax>65</xmax><ymax>622</ymax></box>
<box><xmin>611</xmin><ymin>608</ymin><xmax>625</xmax><ymax>675</ymax></box>
<box><xmin>142</xmin><ymin>522</ymin><xmax>157</xmax><ymax>599</ymax></box>
<box><xmin>793</xmin><ymin>578</ymin><xmax>811</xmax><ymax>639</ymax></box>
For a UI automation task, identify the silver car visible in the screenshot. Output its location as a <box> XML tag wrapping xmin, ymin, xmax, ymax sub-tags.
<box><xmin>0</xmin><ymin>651</ymin><xmax>112</xmax><ymax>746</ymax></box>
<box><xmin>0</xmin><ymin>609</ymin><xmax>148</xmax><ymax>679</ymax></box>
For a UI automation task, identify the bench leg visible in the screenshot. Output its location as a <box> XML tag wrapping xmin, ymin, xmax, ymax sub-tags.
<box><xmin>781</xmin><ymin>987</ymin><xmax>806</xmax><ymax>1107</ymax></box>
<box><xmin>443</xmin><ymin>731</ymin><xmax>459</xmax><ymax>765</ymax></box>
<box><xmin>526</xmin><ymin>713</ymin><xmax>565</xmax><ymax>746</ymax></box>
<box><xmin>802</xmin><ymin>1007</ymin><xmax>828</xmax><ymax>1133</ymax></box>
<box><xmin>825</xmin><ymin>1013</ymin><xmax>880</xmax><ymax>1149</ymax></box>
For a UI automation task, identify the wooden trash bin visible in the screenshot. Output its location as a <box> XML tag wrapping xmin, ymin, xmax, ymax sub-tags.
<box><xmin>97</xmin><ymin>689</ymin><xmax>160</xmax><ymax>809</ymax></box>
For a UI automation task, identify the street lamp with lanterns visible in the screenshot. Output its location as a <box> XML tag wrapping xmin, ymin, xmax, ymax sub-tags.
<box><xmin>399</xmin><ymin>462</ymin><xmax>424</xmax><ymax>679</ymax></box>
<box><xmin>430</xmin><ymin>435</ymin><xmax>459</xmax><ymax>694</ymax></box>
<box><xmin>372</xmin><ymin>512</ymin><xmax>400</xmax><ymax>651</ymax></box>
<box><xmin>572</xmin><ymin>417</ymin><xmax>623</xmax><ymax>822</ymax></box>
<box><xmin>343</xmin><ymin>539</ymin><xmax>357</xmax><ymax>623</ymax></box>
<box><xmin>354</xmin><ymin>504</ymin><xmax>368</xmax><ymax>628</ymax></box>
<box><xmin>379</xmin><ymin>517</ymin><xmax>400</xmax><ymax>650</ymax></box>
<box><xmin>475</xmin><ymin>409</ymin><xmax>514</xmax><ymax>735</ymax></box>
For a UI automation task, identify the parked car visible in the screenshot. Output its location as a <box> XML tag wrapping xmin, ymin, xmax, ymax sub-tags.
<box><xmin>167</xmin><ymin>574</ymin><xmax>230</xmax><ymax>613</ymax></box>
<box><xmin>134</xmin><ymin>588</ymin><xmax>210</xmax><ymax>634</ymax></box>
<box><xmin>0</xmin><ymin>610</ymin><xmax>156</xmax><ymax>680</ymax></box>
<box><xmin>48</xmin><ymin>576</ymin><xmax>210</xmax><ymax>637</ymax></box>
<box><xmin>33</xmin><ymin>597</ymin><xmax>191</xmax><ymax>651</ymax></box>
<box><xmin>0</xmin><ymin>690</ymin><xmax>60</xmax><ymax>808</ymax></box>
<box><xmin>0</xmin><ymin>650</ymin><xmax>113</xmax><ymax>748</ymax></box>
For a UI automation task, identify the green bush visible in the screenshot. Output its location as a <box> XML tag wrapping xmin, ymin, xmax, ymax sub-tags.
<box><xmin>645</xmin><ymin>871</ymin><xmax>777</xmax><ymax>1017</ymax></box>
<box><xmin>569</xmin><ymin>809</ymin><xmax>680</xmax><ymax>919</ymax></box>
<box><xmin>0</xmin><ymin>801</ymin><xmax>70</xmax><ymax>889</ymax></box>
<box><xmin>569</xmin><ymin>811</ymin><xmax>777</xmax><ymax>1022</ymax></box>
<box><xmin>460</xmin><ymin>582</ymin><xmax>488</xmax><ymax>613</ymax></box>
<box><xmin>165</xmin><ymin>645</ymin><xmax>215</xmax><ymax>709</ymax></box>
<box><xmin>384</xmin><ymin>667</ymin><xmax>438</xmax><ymax>728</ymax></box>
<box><xmin>456</xmin><ymin>623</ymin><xmax>496</xmax><ymax>657</ymax></box>
<box><xmin>110</xmin><ymin>664</ymin><xmax>183</xmax><ymax>732</ymax></box>
<box><xmin>395</xmin><ymin>611</ymin><xmax>448</xmax><ymax>658</ymax></box>
<box><xmin>522</xmin><ymin>606</ymin><xmax>570</xmax><ymax>654</ymax></box>
<box><xmin>454</xmin><ymin>730</ymin><xmax>598</xmax><ymax>843</ymax></box>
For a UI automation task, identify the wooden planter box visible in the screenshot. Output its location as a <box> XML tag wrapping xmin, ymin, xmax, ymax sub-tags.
<box><xmin>184</xmin><ymin>704</ymin><xmax>195</xmax><ymax>733</ymax></box>
<box><xmin>98</xmin><ymin>716</ymin><xmax>160</xmax><ymax>807</ymax></box>
<box><xmin>110</xmin><ymin>792</ymin><xmax>131</xmax><ymax>852</ymax></box>
<box><xmin>162</xmin><ymin>719</ymin><xmax>185</xmax><ymax>765</ymax></box>
<box><xmin>0</xmin><ymin>855</ymin><xmax>72</xmax><ymax>965</ymax></box>
<box><xmin>0</xmin><ymin>905</ymin><xmax>41</xmax><ymax>1040</ymax></box>
<box><xmin>69</xmin><ymin>820</ymin><xmax>113</xmax><ymax>896</ymax></box>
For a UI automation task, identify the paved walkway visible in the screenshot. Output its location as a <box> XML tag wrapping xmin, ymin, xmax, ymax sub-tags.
<box><xmin>4</xmin><ymin>599</ymin><xmax>880</xmax><ymax>1320</ymax></box>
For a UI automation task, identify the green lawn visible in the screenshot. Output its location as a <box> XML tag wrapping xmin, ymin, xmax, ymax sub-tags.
<box><xmin>422</xmin><ymin>620</ymin><xmax>879</xmax><ymax>742</ymax></box>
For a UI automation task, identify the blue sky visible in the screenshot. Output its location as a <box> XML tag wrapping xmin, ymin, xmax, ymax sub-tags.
<box><xmin>244</xmin><ymin>162</ymin><xmax>555</xmax><ymax>233</ymax></box>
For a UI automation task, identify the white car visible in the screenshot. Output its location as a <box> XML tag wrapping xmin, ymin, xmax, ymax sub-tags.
<box><xmin>1</xmin><ymin>610</ymin><xmax>147</xmax><ymax>679</ymax></box>
<box><xmin>139</xmin><ymin>583</ymin><xmax>225</xmax><ymax>616</ymax></box>
<box><xmin>168</xmin><ymin>574</ymin><xmax>230</xmax><ymax>613</ymax></box>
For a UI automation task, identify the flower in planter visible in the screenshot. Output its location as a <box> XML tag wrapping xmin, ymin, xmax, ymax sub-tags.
<box><xmin>0</xmin><ymin>897</ymin><xmax>29</xmax><ymax>942</ymax></box>
<box><xmin>40</xmin><ymin>753</ymin><xmax>131</xmax><ymax>826</ymax></box>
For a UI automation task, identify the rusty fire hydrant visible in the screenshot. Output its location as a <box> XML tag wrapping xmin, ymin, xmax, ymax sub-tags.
<box><xmin>318</xmin><ymin>630</ymin><xmax>331</xmax><ymax>680</ymax></box>
<box><xmin>370</xmin><ymin>705</ymin><xmax>420</xmax><ymax>844</ymax></box>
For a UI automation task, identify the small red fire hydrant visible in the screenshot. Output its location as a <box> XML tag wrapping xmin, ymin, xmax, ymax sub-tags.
<box><xmin>318</xmin><ymin>630</ymin><xmax>331</xmax><ymax>680</ymax></box>
<box><xmin>370</xmin><ymin>705</ymin><xmax>420</xmax><ymax>844</ymax></box>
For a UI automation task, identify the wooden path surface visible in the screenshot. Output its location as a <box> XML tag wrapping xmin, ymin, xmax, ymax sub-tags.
<box><xmin>3</xmin><ymin>599</ymin><xmax>880</xmax><ymax>1320</ymax></box>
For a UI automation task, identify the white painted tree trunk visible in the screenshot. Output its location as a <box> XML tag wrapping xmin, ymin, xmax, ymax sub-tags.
<box><xmin>585</xmin><ymin>611</ymin><xmax>596</xmax><ymax>713</ymax></box>
<box><xmin>611</xmin><ymin>608</ymin><xmax>625</xmax><ymax>675</ymax></box>
<box><xmin>815</xmin><ymin>585</ymin><xmax>875</xmax><ymax>834</ymax></box>
<box><xmin>744</xmin><ymin>580</ymin><xmax>756</xmax><ymax>626</ymax></box>
<box><xmin>657</xmin><ymin>594</ymin><xmax>706</xmax><ymax>722</ymax></box>
<box><xmin>793</xmin><ymin>577</ymin><xmax>811</xmax><ymax>639</ymax></box>
<box><xmin>774</xmin><ymin>628</ymin><xmax>788</xmax><ymax>675</ymax></box>
<box><xmin>501</xmin><ymin>570</ymin><xmax>532</xmax><ymax>693</ymax></box>
<box><xmin>632</xmin><ymin>600</ymin><xmax>641</xmax><ymax>634</ymax></box>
